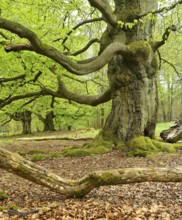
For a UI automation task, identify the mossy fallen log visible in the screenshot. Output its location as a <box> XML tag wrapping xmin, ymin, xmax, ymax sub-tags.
<box><xmin>0</xmin><ymin>146</ymin><xmax>182</xmax><ymax>198</ymax></box>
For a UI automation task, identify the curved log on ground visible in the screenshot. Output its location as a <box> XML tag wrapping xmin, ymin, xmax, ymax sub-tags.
<box><xmin>160</xmin><ymin>120</ymin><xmax>182</xmax><ymax>143</ymax></box>
<box><xmin>0</xmin><ymin>147</ymin><xmax>182</xmax><ymax>198</ymax></box>
<box><xmin>16</xmin><ymin>137</ymin><xmax>93</xmax><ymax>141</ymax></box>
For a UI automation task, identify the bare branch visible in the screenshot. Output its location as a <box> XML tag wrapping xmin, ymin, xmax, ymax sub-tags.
<box><xmin>31</xmin><ymin>71</ymin><xmax>43</xmax><ymax>82</ymax></box>
<box><xmin>154</xmin><ymin>25</ymin><xmax>177</xmax><ymax>50</ymax></box>
<box><xmin>0</xmin><ymin>31</ymin><xmax>9</xmax><ymax>40</ymax></box>
<box><xmin>41</xmin><ymin>77</ymin><xmax>112</xmax><ymax>106</ymax></box>
<box><xmin>139</xmin><ymin>0</ymin><xmax>182</xmax><ymax>18</ymax></box>
<box><xmin>161</xmin><ymin>58</ymin><xmax>182</xmax><ymax>81</ymax></box>
<box><xmin>72</xmin><ymin>38</ymin><xmax>100</xmax><ymax>56</ymax></box>
<box><xmin>0</xmin><ymin>74</ymin><xmax>26</xmax><ymax>83</ymax></box>
<box><xmin>5</xmin><ymin>42</ymin><xmax>33</xmax><ymax>52</ymax></box>
<box><xmin>88</xmin><ymin>0</ymin><xmax>117</xmax><ymax>26</ymax></box>
<box><xmin>0</xmin><ymin>91</ymin><xmax>42</xmax><ymax>109</ymax></box>
<box><xmin>59</xmin><ymin>17</ymin><xmax>103</xmax><ymax>45</ymax></box>
<box><xmin>0</xmin><ymin>117</ymin><xmax>13</xmax><ymax>127</ymax></box>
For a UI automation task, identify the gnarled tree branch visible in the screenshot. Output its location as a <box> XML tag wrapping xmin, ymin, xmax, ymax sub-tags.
<box><xmin>42</xmin><ymin>78</ymin><xmax>112</xmax><ymax>106</ymax></box>
<box><xmin>88</xmin><ymin>0</ymin><xmax>117</xmax><ymax>26</ymax></box>
<box><xmin>154</xmin><ymin>25</ymin><xmax>177</xmax><ymax>50</ymax></box>
<box><xmin>72</xmin><ymin>38</ymin><xmax>100</xmax><ymax>56</ymax></box>
<box><xmin>0</xmin><ymin>17</ymin><xmax>127</xmax><ymax>75</ymax></box>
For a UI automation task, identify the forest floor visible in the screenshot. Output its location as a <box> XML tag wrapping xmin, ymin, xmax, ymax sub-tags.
<box><xmin>0</xmin><ymin>130</ymin><xmax>182</xmax><ymax>220</ymax></box>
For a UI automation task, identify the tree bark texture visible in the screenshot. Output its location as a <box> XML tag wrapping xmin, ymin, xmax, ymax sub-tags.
<box><xmin>101</xmin><ymin>0</ymin><xmax>158</xmax><ymax>141</ymax></box>
<box><xmin>160</xmin><ymin>120</ymin><xmax>182</xmax><ymax>143</ymax></box>
<box><xmin>0</xmin><ymin>146</ymin><xmax>182</xmax><ymax>198</ymax></box>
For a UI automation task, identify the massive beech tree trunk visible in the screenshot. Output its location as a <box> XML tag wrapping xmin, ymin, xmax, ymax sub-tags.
<box><xmin>101</xmin><ymin>0</ymin><xmax>158</xmax><ymax>141</ymax></box>
<box><xmin>0</xmin><ymin>146</ymin><xmax>182</xmax><ymax>198</ymax></box>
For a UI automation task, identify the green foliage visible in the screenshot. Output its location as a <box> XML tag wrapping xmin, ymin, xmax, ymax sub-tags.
<box><xmin>155</xmin><ymin>122</ymin><xmax>174</xmax><ymax>134</ymax></box>
<box><xmin>30</xmin><ymin>154</ymin><xmax>49</xmax><ymax>161</ymax></box>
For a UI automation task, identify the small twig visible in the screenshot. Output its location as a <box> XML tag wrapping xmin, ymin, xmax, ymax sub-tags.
<box><xmin>139</xmin><ymin>0</ymin><xmax>182</xmax><ymax>18</ymax></box>
<box><xmin>161</xmin><ymin>58</ymin><xmax>182</xmax><ymax>81</ymax></box>
<box><xmin>72</xmin><ymin>38</ymin><xmax>100</xmax><ymax>56</ymax></box>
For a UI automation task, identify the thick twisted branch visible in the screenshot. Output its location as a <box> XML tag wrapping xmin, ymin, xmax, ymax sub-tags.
<box><xmin>42</xmin><ymin>78</ymin><xmax>112</xmax><ymax>106</ymax></box>
<box><xmin>0</xmin><ymin>18</ymin><xmax>127</xmax><ymax>75</ymax></box>
<box><xmin>88</xmin><ymin>0</ymin><xmax>117</xmax><ymax>26</ymax></box>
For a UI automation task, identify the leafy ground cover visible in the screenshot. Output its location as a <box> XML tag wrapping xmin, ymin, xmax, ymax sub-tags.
<box><xmin>0</xmin><ymin>127</ymin><xmax>182</xmax><ymax>219</ymax></box>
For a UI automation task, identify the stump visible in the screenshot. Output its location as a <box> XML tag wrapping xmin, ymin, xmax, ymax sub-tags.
<box><xmin>160</xmin><ymin>120</ymin><xmax>182</xmax><ymax>143</ymax></box>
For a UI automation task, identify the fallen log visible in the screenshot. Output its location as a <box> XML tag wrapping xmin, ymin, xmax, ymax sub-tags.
<box><xmin>0</xmin><ymin>146</ymin><xmax>182</xmax><ymax>198</ymax></box>
<box><xmin>160</xmin><ymin>120</ymin><xmax>182</xmax><ymax>143</ymax></box>
<box><xmin>16</xmin><ymin>136</ymin><xmax>93</xmax><ymax>141</ymax></box>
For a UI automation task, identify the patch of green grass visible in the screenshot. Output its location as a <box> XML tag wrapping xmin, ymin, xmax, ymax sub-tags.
<box><xmin>155</xmin><ymin>122</ymin><xmax>174</xmax><ymax>134</ymax></box>
<box><xmin>0</xmin><ymin>139</ymin><xmax>13</xmax><ymax>144</ymax></box>
<box><xmin>30</xmin><ymin>151</ymin><xmax>64</xmax><ymax>161</ymax></box>
<box><xmin>7</xmin><ymin>203</ymin><xmax>19</xmax><ymax>210</ymax></box>
<box><xmin>30</xmin><ymin>154</ymin><xmax>49</xmax><ymax>161</ymax></box>
<box><xmin>18</xmin><ymin>149</ymin><xmax>47</xmax><ymax>156</ymax></box>
<box><xmin>173</xmin><ymin>143</ymin><xmax>182</xmax><ymax>150</ymax></box>
<box><xmin>0</xmin><ymin>190</ymin><xmax>8</xmax><ymax>200</ymax></box>
<box><xmin>0</xmin><ymin>206</ymin><xmax>6</xmax><ymax>211</ymax></box>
